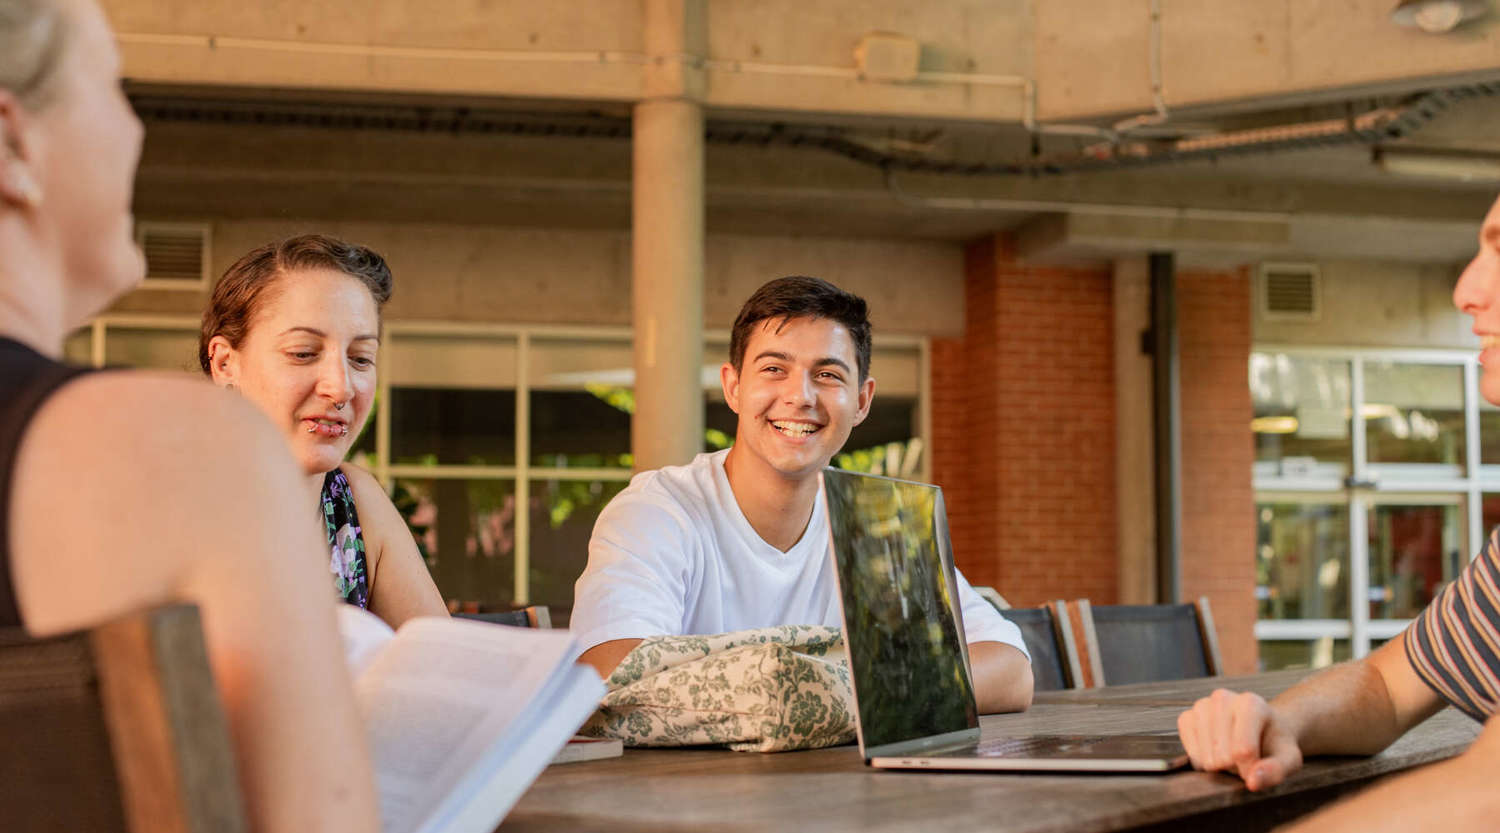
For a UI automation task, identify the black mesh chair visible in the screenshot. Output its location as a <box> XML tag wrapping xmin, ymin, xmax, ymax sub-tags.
<box><xmin>1001</xmin><ymin>602</ymin><xmax>1085</xmax><ymax>691</ymax></box>
<box><xmin>453</xmin><ymin>605</ymin><xmax>552</xmax><ymax>629</ymax></box>
<box><xmin>1075</xmin><ymin>597</ymin><xmax>1224</xmax><ymax>687</ymax></box>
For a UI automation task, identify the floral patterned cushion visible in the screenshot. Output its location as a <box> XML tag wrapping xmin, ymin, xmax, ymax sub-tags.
<box><xmin>578</xmin><ymin>625</ymin><xmax>856</xmax><ymax>752</ymax></box>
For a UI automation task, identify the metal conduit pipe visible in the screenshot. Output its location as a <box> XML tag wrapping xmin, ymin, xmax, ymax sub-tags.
<box><xmin>1148</xmin><ymin>253</ymin><xmax>1182</xmax><ymax>605</ymax></box>
<box><xmin>726</xmin><ymin>84</ymin><xmax>1500</xmax><ymax>177</ymax></box>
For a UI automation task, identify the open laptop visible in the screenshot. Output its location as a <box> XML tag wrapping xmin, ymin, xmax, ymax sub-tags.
<box><xmin>821</xmin><ymin>467</ymin><xmax>1188</xmax><ymax>772</ymax></box>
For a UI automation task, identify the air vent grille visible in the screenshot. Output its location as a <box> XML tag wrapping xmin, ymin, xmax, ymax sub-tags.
<box><xmin>137</xmin><ymin>223</ymin><xmax>210</xmax><ymax>290</ymax></box>
<box><xmin>1258</xmin><ymin>263</ymin><xmax>1320</xmax><ymax>322</ymax></box>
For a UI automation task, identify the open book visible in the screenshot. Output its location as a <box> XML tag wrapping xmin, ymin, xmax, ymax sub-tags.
<box><xmin>339</xmin><ymin>607</ymin><xmax>605</xmax><ymax>833</ymax></box>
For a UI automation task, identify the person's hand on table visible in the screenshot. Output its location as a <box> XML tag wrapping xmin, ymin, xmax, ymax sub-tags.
<box><xmin>1177</xmin><ymin>688</ymin><xmax>1304</xmax><ymax>791</ymax></box>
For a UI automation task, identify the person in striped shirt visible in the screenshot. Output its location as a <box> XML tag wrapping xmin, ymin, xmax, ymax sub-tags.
<box><xmin>1176</xmin><ymin>194</ymin><xmax>1500</xmax><ymax>832</ymax></box>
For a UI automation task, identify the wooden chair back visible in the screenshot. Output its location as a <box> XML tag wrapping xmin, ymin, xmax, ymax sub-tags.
<box><xmin>1075</xmin><ymin>597</ymin><xmax>1224</xmax><ymax>687</ymax></box>
<box><xmin>1000</xmin><ymin>602</ymin><xmax>1085</xmax><ymax>691</ymax></box>
<box><xmin>971</xmin><ymin>585</ymin><xmax>1011</xmax><ymax>611</ymax></box>
<box><xmin>0</xmin><ymin>605</ymin><xmax>247</xmax><ymax>833</ymax></box>
<box><xmin>453</xmin><ymin>605</ymin><xmax>552</xmax><ymax>629</ymax></box>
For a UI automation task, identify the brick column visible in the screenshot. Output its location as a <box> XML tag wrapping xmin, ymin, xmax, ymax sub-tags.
<box><xmin>933</xmin><ymin>236</ymin><xmax>1117</xmax><ymax>607</ymax></box>
<box><xmin>1178</xmin><ymin>268</ymin><xmax>1257</xmax><ymax>673</ymax></box>
<box><xmin>931</xmin><ymin>242</ymin><xmax>1258</xmax><ymax>673</ymax></box>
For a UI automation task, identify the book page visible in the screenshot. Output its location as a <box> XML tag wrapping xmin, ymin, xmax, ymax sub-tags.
<box><xmin>425</xmin><ymin>664</ymin><xmax>602</xmax><ymax>833</ymax></box>
<box><xmin>338</xmin><ymin>605</ymin><xmax>396</xmax><ymax>678</ymax></box>
<box><xmin>354</xmin><ymin>618</ymin><xmax>577</xmax><ymax>833</ymax></box>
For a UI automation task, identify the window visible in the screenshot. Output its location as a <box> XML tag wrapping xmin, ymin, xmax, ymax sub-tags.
<box><xmin>391</xmin><ymin>387</ymin><xmax>518</xmax><ymax>466</ymax></box>
<box><xmin>1480</xmin><ymin>396</ymin><xmax>1500</xmax><ymax>469</ymax></box>
<box><xmin>1252</xmin><ymin>348</ymin><xmax>1481</xmax><ymax>670</ymax></box>
<box><xmin>1366</xmin><ymin>500</ymin><xmax>1462</xmax><ymax>621</ymax></box>
<box><xmin>1363</xmin><ymin>362</ymin><xmax>1465</xmax><ymax>478</ymax></box>
<box><xmin>1256</xmin><ymin>500</ymin><xmax>1349</xmax><ymax>621</ymax></box>
<box><xmin>529</xmin><ymin>337</ymin><xmax>634</xmax><ymax>469</ymax></box>
<box><xmin>392</xmin><ymin>477</ymin><xmax>517</xmax><ymax>603</ymax></box>
<box><xmin>1250</xmin><ymin>353</ymin><xmax>1350</xmax><ymax>482</ymax></box>
<box><xmin>1482</xmin><ymin>492</ymin><xmax>1500</xmax><ymax>537</ymax></box>
<box><xmin>104</xmin><ymin>326</ymin><xmax>200</xmax><ymax>374</ymax></box>
<box><xmin>375</xmin><ymin>327</ymin><xmax>641</xmax><ymax>625</ymax></box>
<box><xmin>1258</xmin><ymin>639</ymin><xmax>1351</xmax><ymax>672</ymax></box>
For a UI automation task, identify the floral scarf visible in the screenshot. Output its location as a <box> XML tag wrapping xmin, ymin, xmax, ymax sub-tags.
<box><xmin>322</xmin><ymin>469</ymin><xmax>369</xmax><ymax>609</ymax></box>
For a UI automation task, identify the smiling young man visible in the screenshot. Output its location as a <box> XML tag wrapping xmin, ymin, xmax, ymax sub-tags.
<box><xmin>571</xmin><ymin>276</ymin><xmax>1034</xmax><ymax>714</ymax></box>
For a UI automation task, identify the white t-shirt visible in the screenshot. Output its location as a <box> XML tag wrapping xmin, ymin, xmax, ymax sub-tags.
<box><xmin>570</xmin><ymin>449</ymin><xmax>1028</xmax><ymax>660</ymax></box>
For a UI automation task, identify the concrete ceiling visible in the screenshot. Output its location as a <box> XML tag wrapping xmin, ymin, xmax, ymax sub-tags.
<box><xmin>109</xmin><ymin>0</ymin><xmax>1500</xmax><ymax>268</ymax></box>
<box><xmin>129</xmin><ymin>85</ymin><xmax>1500</xmax><ymax>266</ymax></box>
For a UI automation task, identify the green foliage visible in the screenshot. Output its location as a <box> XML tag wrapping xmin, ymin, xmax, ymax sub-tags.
<box><xmin>587</xmin><ymin>383</ymin><xmax>636</xmax><ymax>414</ymax></box>
<box><xmin>825</xmin><ymin>474</ymin><xmax>975</xmax><ymax>745</ymax></box>
<box><xmin>705</xmin><ymin>428</ymin><xmax>733</xmax><ymax>450</ymax></box>
<box><xmin>585</xmin><ymin>384</ymin><xmax>736</xmax><ymax>453</ymax></box>
<box><xmin>834</xmin><ymin>439</ymin><xmax>921</xmax><ymax>477</ymax></box>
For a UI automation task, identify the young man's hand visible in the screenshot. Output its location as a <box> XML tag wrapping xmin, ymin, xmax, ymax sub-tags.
<box><xmin>1177</xmin><ymin>689</ymin><xmax>1303</xmax><ymax>790</ymax></box>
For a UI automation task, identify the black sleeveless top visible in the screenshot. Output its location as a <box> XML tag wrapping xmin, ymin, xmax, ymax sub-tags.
<box><xmin>0</xmin><ymin>337</ymin><xmax>91</xmax><ymax>627</ymax></box>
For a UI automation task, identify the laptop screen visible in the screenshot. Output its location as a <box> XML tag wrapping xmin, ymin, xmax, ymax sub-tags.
<box><xmin>823</xmin><ymin>468</ymin><xmax>979</xmax><ymax>751</ymax></box>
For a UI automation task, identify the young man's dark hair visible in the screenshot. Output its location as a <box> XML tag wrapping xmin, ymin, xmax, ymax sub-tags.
<box><xmin>728</xmin><ymin>276</ymin><xmax>873</xmax><ymax>382</ymax></box>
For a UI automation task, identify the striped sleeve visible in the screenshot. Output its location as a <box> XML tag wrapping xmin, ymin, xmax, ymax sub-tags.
<box><xmin>1404</xmin><ymin>526</ymin><xmax>1500</xmax><ymax>722</ymax></box>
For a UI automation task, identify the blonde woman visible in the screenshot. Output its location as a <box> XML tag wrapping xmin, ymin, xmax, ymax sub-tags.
<box><xmin>0</xmin><ymin>1</ymin><xmax>378</xmax><ymax>830</ymax></box>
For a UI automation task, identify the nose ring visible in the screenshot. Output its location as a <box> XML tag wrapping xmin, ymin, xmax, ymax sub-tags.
<box><xmin>334</xmin><ymin>402</ymin><xmax>346</xmax><ymax>411</ymax></box>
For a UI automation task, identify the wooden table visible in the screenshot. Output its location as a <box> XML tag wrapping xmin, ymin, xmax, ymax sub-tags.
<box><xmin>501</xmin><ymin>671</ymin><xmax>1480</xmax><ymax>833</ymax></box>
<box><xmin>1030</xmin><ymin>669</ymin><xmax>1310</xmax><ymax>708</ymax></box>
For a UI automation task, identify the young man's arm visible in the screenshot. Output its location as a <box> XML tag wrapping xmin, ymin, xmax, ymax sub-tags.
<box><xmin>570</xmin><ymin>494</ymin><xmax>690</xmax><ymax>678</ymax></box>
<box><xmin>578</xmin><ymin>638</ymin><xmax>642</xmax><ymax>679</ymax></box>
<box><xmin>1182</xmin><ymin>525</ymin><xmax>1500</xmax><ymax>792</ymax></box>
<box><xmin>1276</xmin><ymin>713</ymin><xmax>1500</xmax><ymax>833</ymax></box>
<box><xmin>970</xmin><ymin>642</ymin><xmax>1034</xmax><ymax>713</ymax></box>
<box><xmin>1176</xmin><ymin>631</ymin><xmax>1445</xmax><ymax>790</ymax></box>
<box><xmin>951</xmin><ymin>572</ymin><xmax>1034</xmax><ymax>714</ymax></box>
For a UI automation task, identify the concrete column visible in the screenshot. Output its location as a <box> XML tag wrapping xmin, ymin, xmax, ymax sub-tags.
<box><xmin>1113</xmin><ymin>257</ymin><xmax>1156</xmax><ymax>604</ymax></box>
<box><xmin>631</xmin><ymin>0</ymin><xmax>705</xmax><ymax>472</ymax></box>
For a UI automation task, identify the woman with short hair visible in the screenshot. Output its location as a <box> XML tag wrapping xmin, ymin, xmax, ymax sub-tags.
<box><xmin>200</xmin><ymin>234</ymin><xmax>447</xmax><ymax>626</ymax></box>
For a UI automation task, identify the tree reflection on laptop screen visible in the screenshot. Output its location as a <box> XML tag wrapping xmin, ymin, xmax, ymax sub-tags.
<box><xmin>824</xmin><ymin>468</ymin><xmax>978</xmax><ymax>749</ymax></box>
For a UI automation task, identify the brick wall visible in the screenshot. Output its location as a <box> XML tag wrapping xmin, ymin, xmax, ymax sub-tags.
<box><xmin>1178</xmin><ymin>269</ymin><xmax>1258</xmax><ymax>674</ymax></box>
<box><xmin>933</xmin><ymin>242</ymin><xmax>1258</xmax><ymax>673</ymax></box>
<box><xmin>933</xmin><ymin>238</ymin><xmax>1118</xmax><ymax>608</ymax></box>
<box><xmin>932</xmin><ymin>239</ymin><xmax>1003</xmax><ymax>589</ymax></box>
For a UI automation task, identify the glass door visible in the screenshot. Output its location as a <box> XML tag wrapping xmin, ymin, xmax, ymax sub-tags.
<box><xmin>1253</xmin><ymin>349</ymin><xmax>1477</xmax><ymax>669</ymax></box>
